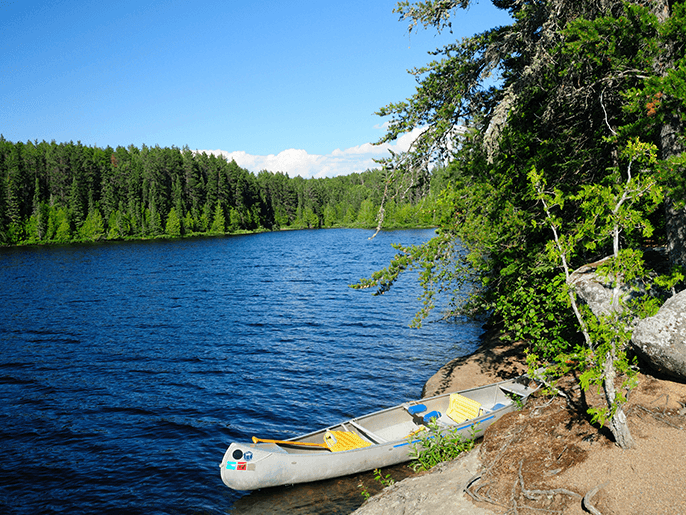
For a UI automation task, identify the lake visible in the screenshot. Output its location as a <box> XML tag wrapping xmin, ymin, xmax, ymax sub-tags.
<box><xmin>0</xmin><ymin>228</ymin><xmax>483</xmax><ymax>514</ymax></box>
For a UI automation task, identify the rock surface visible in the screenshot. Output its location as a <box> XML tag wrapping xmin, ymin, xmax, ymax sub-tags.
<box><xmin>351</xmin><ymin>450</ymin><xmax>494</xmax><ymax>515</ymax></box>
<box><xmin>568</xmin><ymin>257</ymin><xmax>636</xmax><ymax>319</ymax></box>
<box><xmin>632</xmin><ymin>289</ymin><xmax>686</xmax><ymax>379</ymax></box>
<box><xmin>567</xmin><ymin>253</ymin><xmax>686</xmax><ymax>380</ymax></box>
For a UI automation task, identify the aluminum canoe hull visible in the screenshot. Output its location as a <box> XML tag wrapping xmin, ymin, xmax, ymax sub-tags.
<box><xmin>219</xmin><ymin>376</ymin><xmax>534</xmax><ymax>491</ymax></box>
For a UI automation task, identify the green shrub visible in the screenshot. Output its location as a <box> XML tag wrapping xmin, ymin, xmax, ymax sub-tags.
<box><xmin>407</xmin><ymin>420</ymin><xmax>475</xmax><ymax>472</ymax></box>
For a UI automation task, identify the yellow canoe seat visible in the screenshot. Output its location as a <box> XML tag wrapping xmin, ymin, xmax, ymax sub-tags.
<box><xmin>324</xmin><ymin>430</ymin><xmax>372</xmax><ymax>452</ymax></box>
<box><xmin>445</xmin><ymin>393</ymin><xmax>482</xmax><ymax>424</ymax></box>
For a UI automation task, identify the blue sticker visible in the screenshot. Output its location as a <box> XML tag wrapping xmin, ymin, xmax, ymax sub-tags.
<box><xmin>244</xmin><ymin>451</ymin><xmax>253</xmax><ymax>462</ymax></box>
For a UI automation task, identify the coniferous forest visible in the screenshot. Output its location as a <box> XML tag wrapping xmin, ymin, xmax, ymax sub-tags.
<box><xmin>0</xmin><ymin>137</ymin><xmax>443</xmax><ymax>246</ymax></box>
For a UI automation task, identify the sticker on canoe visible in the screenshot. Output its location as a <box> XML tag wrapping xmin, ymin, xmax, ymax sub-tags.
<box><xmin>226</xmin><ymin>461</ymin><xmax>256</xmax><ymax>471</ymax></box>
<box><xmin>244</xmin><ymin>451</ymin><xmax>253</xmax><ymax>461</ymax></box>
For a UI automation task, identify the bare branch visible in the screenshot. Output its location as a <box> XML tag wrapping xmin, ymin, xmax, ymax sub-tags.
<box><xmin>600</xmin><ymin>90</ymin><xmax>617</xmax><ymax>137</ymax></box>
<box><xmin>582</xmin><ymin>482</ymin><xmax>609</xmax><ymax>515</ymax></box>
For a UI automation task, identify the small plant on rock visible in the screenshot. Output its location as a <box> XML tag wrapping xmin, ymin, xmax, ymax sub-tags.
<box><xmin>373</xmin><ymin>468</ymin><xmax>396</xmax><ymax>487</ymax></box>
<box><xmin>407</xmin><ymin>420</ymin><xmax>476</xmax><ymax>472</ymax></box>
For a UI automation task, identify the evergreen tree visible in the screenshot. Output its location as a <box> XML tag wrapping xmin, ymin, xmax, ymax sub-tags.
<box><xmin>211</xmin><ymin>199</ymin><xmax>225</xmax><ymax>234</ymax></box>
<box><xmin>183</xmin><ymin>210</ymin><xmax>196</xmax><ymax>234</ymax></box>
<box><xmin>54</xmin><ymin>207</ymin><xmax>72</xmax><ymax>242</ymax></box>
<box><xmin>228</xmin><ymin>206</ymin><xmax>241</xmax><ymax>231</ymax></box>
<box><xmin>79</xmin><ymin>207</ymin><xmax>105</xmax><ymax>242</ymax></box>
<box><xmin>166</xmin><ymin>207</ymin><xmax>182</xmax><ymax>237</ymax></box>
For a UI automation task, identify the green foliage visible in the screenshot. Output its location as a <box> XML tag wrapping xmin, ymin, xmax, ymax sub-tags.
<box><xmin>495</xmin><ymin>273</ymin><xmax>576</xmax><ymax>359</ymax></box>
<box><xmin>165</xmin><ymin>207</ymin><xmax>182</xmax><ymax>237</ymax></box>
<box><xmin>407</xmin><ymin>420</ymin><xmax>475</xmax><ymax>472</ymax></box>
<box><xmin>358</xmin><ymin>468</ymin><xmax>396</xmax><ymax>500</ymax></box>
<box><xmin>54</xmin><ymin>207</ymin><xmax>72</xmax><ymax>242</ymax></box>
<box><xmin>0</xmin><ymin>140</ymin><xmax>444</xmax><ymax>247</ymax></box>
<box><xmin>79</xmin><ymin>208</ymin><xmax>105</xmax><ymax>242</ymax></box>
<box><xmin>373</xmin><ymin>468</ymin><xmax>396</xmax><ymax>488</ymax></box>
<box><xmin>357</xmin><ymin>0</ymin><xmax>686</xmax><ymax>446</ymax></box>
<box><xmin>579</xmin><ymin>307</ymin><xmax>639</xmax><ymax>428</ymax></box>
<box><xmin>210</xmin><ymin>200</ymin><xmax>225</xmax><ymax>234</ymax></box>
<box><xmin>654</xmin><ymin>266</ymin><xmax>686</xmax><ymax>296</ymax></box>
<box><xmin>352</xmin><ymin>229</ymin><xmax>474</xmax><ymax>327</ymax></box>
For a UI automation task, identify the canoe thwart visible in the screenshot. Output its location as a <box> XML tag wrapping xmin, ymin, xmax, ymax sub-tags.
<box><xmin>348</xmin><ymin>420</ymin><xmax>387</xmax><ymax>444</ymax></box>
<box><xmin>499</xmin><ymin>383</ymin><xmax>532</xmax><ymax>397</ymax></box>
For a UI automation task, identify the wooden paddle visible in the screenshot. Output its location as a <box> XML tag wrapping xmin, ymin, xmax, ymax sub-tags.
<box><xmin>251</xmin><ymin>430</ymin><xmax>371</xmax><ymax>452</ymax></box>
<box><xmin>251</xmin><ymin>436</ymin><xmax>327</xmax><ymax>448</ymax></box>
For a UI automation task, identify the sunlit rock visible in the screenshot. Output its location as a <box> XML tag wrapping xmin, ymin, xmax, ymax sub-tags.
<box><xmin>568</xmin><ymin>257</ymin><xmax>637</xmax><ymax>319</ymax></box>
<box><xmin>632</xmin><ymin>290</ymin><xmax>686</xmax><ymax>380</ymax></box>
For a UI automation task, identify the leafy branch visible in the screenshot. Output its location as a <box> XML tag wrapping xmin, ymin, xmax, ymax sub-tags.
<box><xmin>529</xmin><ymin>138</ymin><xmax>663</xmax><ymax>449</ymax></box>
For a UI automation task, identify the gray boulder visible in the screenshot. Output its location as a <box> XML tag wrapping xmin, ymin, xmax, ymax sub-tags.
<box><xmin>632</xmin><ymin>290</ymin><xmax>686</xmax><ymax>379</ymax></box>
<box><xmin>569</xmin><ymin>257</ymin><xmax>637</xmax><ymax>319</ymax></box>
<box><xmin>569</xmin><ymin>255</ymin><xmax>686</xmax><ymax>380</ymax></box>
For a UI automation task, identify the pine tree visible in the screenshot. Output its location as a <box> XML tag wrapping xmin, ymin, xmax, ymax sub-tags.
<box><xmin>166</xmin><ymin>207</ymin><xmax>182</xmax><ymax>237</ymax></box>
<box><xmin>210</xmin><ymin>199</ymin><xmax>225</xmax><ymax>234</ymax></box>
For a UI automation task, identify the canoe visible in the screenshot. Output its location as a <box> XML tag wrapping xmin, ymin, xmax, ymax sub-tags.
<box><xmin>219</xmin><ymin>375</ymin><xmax>536</xmax><ymax>491</ymax></box>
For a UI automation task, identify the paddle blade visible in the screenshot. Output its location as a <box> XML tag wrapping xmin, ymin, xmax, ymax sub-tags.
<box><xmin>251</xmin><ymin>436</ymin><xmax>327</xmax><ymax>448</ymax></box>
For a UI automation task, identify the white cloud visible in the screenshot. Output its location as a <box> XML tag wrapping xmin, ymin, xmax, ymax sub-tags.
<box><xmin>198</xmin><ymin>127</ymin><xmax>427</xmax><ymax>179</ymax></box>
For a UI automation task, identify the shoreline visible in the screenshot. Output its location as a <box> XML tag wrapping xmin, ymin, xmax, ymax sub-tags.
<box><xmin>351</xmin><ymin>327</ymin><xmax>526</xmax><ymax>515</ymax></box>
<box><xmin>354</xmin><ymin>326</ymin><xmax>686</xmax><ymax>515</ymax></box>
<box><xmin>1</xmin><ymin>224</ymin><xmax>439</xmax><ymax>249</ymax></box>
<box><xmin>422</xmin><ymin>325</ymin><xmax>528</xmax><ymax>398</ymax></box>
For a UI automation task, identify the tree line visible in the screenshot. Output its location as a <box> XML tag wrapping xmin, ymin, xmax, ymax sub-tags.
<box><xmin>0</xmin><ymin>137</ymin><xmax>443</xmax><ymax>246</ymax></box>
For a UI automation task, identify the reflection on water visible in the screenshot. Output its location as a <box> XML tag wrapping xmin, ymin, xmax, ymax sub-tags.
<box><xmin>230</xmin><ymin>464</ymin><xmax>416</xmax><ymax>514</ymax></box>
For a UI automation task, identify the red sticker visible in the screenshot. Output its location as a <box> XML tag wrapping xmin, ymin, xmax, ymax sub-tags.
<box><xmin>237</xmin><ymin>462</ymin><xmax>247</xmax><ymax>471</ymax></box>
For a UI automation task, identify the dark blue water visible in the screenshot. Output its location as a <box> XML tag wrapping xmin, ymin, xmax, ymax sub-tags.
<box><xmin>0</xmin><ymin>228</ymin><xmax>483</xmax><ymax>514</ymax></box>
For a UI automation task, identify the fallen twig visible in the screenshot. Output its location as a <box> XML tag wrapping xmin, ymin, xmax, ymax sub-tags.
<box><xmin>649</xmin><ymin>393</ymin><xmax>669</xmax><ymax>411</ymax></box>
<box><xmin>518</xmin><ymin>460</ymin><xmax>582</xmax><ymax>501</ymax></box>
<box><xmin>482</xmin><ymin>426</ymin><xmax>526</xmax><ymax>475</ymax></box>
<box><xmin>511</xmin><ymin>474</ymin><xmax>519</xmax><ymax>515</ymax></box>
<box><xmin>582</xmin><ymin>482</ymin><xmax>608</xmax><ymax>515</ymax></box>
<box><xmin>466</xmin><ymin>480</ymin><xmax>504</xmax><ymax>507</ymax></box>
<box><xmin>632</xmin><ymin>405</ymin><xmax>683</xmax><ymax>429</ymax></box>
<box><xmin>467</xmin><ymin>426</ymin><xmax>526</xmax><ymax>505</ymax></box>
<box><xmin>536</xmin><ymin>397</ymin><xmax>558</xmax><ymax>410</ymax></box>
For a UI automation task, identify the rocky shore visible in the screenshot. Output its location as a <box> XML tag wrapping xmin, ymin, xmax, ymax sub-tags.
<box><xmin>352</xmin><ymin>328</ymin><xmax>686</xmax><ymax>515</ymax></box>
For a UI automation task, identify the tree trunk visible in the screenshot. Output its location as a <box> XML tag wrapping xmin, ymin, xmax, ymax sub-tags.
<box><xmin>603</xmin><ymin>351</ymin><xmax>634</xmax><ymax>449</ymax></box>
<box><xmin>651</xmin><ymin>0</ymin><xmax>686</xmax><ymax>268</ymax></box>
<box><xmin>665</xmin><ymin>198</ymin><xmax>686</xmax><ymax>269</ymax></box>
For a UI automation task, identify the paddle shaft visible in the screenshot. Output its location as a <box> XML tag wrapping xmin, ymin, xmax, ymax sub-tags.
<box><xmin>251</xmin><ymin>436</ymin><xmax>328</xmax><ymax>448</ymax></box>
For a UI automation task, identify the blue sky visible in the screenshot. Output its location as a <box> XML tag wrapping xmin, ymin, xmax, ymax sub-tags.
<box><xmin>1</xmin><ymin>0</ymin><xmax>511</xmax><ymax>178</ymax></box>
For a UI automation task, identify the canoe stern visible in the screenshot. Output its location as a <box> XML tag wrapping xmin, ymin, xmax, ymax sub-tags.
<box><xmin>220</xmin><ymin>442</ymin><xmax>279</xmax><ymax>490</ymax></box>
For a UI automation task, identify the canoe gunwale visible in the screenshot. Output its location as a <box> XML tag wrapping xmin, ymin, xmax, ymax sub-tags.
<box><xmin>220</xmin><ymin>375</ymin><xmax>535</xmax><ymax>490</ymax></box>
<box><xmin>284</xmin><ymin>375</ymin><xmax>529</xmax><ymax>445</ymax></box>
